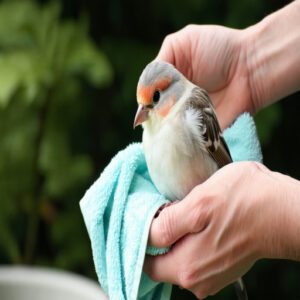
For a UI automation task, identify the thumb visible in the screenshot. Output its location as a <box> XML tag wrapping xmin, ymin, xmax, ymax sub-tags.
<box><xmin>148</xmin><ymin>202</ymin><xmax>186</xmax><ymax>248</ymax></box>
<box><xmin>148</xmin><ymin>189</ymin><xmax>207</xmax><ymax>248</ymax></box>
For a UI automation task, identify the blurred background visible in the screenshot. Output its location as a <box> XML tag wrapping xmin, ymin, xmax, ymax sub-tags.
<box><xmin>0</xmin><ymin>0</ymin><xmax>299</xmax><ymax>299</ymax></box>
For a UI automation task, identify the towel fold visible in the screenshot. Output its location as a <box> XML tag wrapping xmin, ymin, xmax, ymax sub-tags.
<box><xmin>80</xmin><ymin>113</ymin><xmax>262</xmax><ymax>300</ymax></box>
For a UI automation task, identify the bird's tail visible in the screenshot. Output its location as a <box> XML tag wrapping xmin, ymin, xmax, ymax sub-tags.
<box><xmin>234</xmin><ymin>278</ymin><xmax>248</xmax><ymax>300</ymax></box>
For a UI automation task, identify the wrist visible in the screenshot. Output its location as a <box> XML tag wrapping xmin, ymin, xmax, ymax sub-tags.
<box><xmin>242</xmin><ymin>1</ymin><xmax>300</xmax><ymax>112</ymax></box>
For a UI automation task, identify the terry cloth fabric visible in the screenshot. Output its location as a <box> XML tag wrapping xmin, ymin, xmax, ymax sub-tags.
<box><xmin>80</xmin><ymin>112</ymin><xmax>262</xmax><ymax>300</ymax></box>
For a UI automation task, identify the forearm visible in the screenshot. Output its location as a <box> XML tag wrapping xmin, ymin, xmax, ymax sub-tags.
<box><xmin>259</xmin><ymin>172</ymin><xmax>300</xmax><ymax>261</ymax></box>
<box><xmin>245</xmin><ymin>1</ymin><xmax>300</xmax><ymax>111</ymax></box>
<box><xmin>279</xmin><ymin>185</ymin><xmax>300</xmax><ymax>261</ymax></box>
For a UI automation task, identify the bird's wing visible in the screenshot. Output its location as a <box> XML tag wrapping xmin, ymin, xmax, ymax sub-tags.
<box><xmin>186</xmin><ymin>87</ymin><xmax>232</xmax><ymax>168</ymax></box>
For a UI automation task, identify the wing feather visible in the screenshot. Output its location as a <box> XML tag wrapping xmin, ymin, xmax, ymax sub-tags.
<box><xmin>186</xmin><ymin>87</ymin><xmax>232</xmax><ymax>168</ymax></box>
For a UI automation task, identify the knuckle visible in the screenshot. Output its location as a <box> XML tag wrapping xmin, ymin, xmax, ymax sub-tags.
<box><xmin>163</xmin><ymin>33</ymin><xmax>174</xmax><ymax>45</ymax></box>
<box><xmin>242</xmin><ymin>161</ymin><xmax>269</xmax><ymax>178</ymax></box>
<box><xmin>234</xmin><ymin>161</ymin><xmax>268</xmax><ymax>178</ymax></box>
<box><xmin>244</xmin><ymin>161</ymin><xmax>263</xmax><ymax>172</ymax></box>
<box><xmin>147</xmin><ymin>268</ymin><xmax>161</xmax><ymax>282</ymax></box>
<box><xmin>190</xmin><ymin>205</ymin><xmax>208</xmax><ymax>232</ymax></box>
<box><xmin>178</xmin><ymin>265</ymin><xmax>199</xmax><ymax>290</ymax></box>
<box><xmin>182</xmin><ymin>24</ymin><xmax>196</xmax><ymax>33</ymax></box>
<box><xmin>195</xmin><ymin>288</ymin><xmax>209</xmax><ymax>299</ymax></box>
<box><xmin>144</xmin><ymin>257</ymin><xmax>163</xmax><ymax>282</ymax></box>
<box><xmin>194</xmin><ymin>282</ymin><xmax>216</xmax><ymax>299</ymax></box>
<box><xmin>191</xmin><ymin>184</ymin><xmax>202</xmax><ymax>196</ymax></box>
<box><xmin>209</xmin><ymin>287</ymin><xmax>219</xmax><ymax>296</ymax></box>
<box><xmin>252</xmin><ymin>161</ymin><xmax>269</xmax><ymax>172</ymax></box>
<box><xmin>158</xmin><ymin>207</ymin><xmax>175</xmax><ymax>246</ymax></box>
<box><xmin>248</xmin><ymin>160</ymin><xmax>260</xmax><ymax>169</ymax></box>
<box><xmin>189</xmin><ymin>189</ymin><xmax>212</xmax><ymax>232</ymax></box>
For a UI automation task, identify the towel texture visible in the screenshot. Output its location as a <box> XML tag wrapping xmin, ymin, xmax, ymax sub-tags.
<box><xmin>80</xmin><ymin>113</ymin><xmax>262</xmax><ymax>300</ymax></box>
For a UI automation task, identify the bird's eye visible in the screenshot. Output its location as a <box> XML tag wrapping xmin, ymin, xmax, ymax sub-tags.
<box><xmin>152</xmin><ymin>90</ymin><xmax>160</xmax><ymax>104</ymax></box>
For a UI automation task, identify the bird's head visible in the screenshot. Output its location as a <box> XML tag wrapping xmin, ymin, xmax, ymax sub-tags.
<box><xmin>133</xmin><ymin>61</ymin><xmax>185</xmax><ymax>128</ymax></box>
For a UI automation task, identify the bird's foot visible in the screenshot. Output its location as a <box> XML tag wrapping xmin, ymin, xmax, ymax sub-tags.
<box><xmin>154</xmin><ymin>200</ymin><xmax>180</xmax><ymax>218</ymax></box>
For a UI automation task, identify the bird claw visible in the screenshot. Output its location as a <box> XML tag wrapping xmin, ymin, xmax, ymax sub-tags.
<box><xmin>154</xmin><ymin>201</ymin><xmax>179</xmax><ymax>218</ymax></box>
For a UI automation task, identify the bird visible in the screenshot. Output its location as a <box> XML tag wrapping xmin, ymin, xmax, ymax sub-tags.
<box><xmin>133</xmin><ymin>60</ymin><xmax>248</xmax><ymax>300</ymax></box>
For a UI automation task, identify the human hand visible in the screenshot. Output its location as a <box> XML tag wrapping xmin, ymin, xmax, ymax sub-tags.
<box><xmin>156</xmin><ymin>0</ymin><xmax>300</xmax><ymax>129</ymax></box>
<box><xmin>156</xmin><ymin>25</ymin><xmax>253</xmax><ymax>129</ymax></box>
<box><xmin>144</xmin><ymin>162</ymin><xmax>300</xmax><ymax>298</ymax></box>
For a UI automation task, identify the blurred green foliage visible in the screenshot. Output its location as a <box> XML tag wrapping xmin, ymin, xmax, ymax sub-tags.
<box><xmin>0</xmin><ymin>0</ymin><xmax>112</xmax><ymax>275</ymax></box>
<box><xmin>0</xmin><ymin>0</ymin><xmax>299</xmax><ymax>299</ymax></box>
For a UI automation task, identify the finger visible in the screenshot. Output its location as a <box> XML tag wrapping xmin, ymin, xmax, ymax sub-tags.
<box><xmin>143</xmin><ymin>253</ymin><xmax>178</xmax><ymax>284</ymax></box>
<box><xmin>191</xmin><ymin>282</ymin><xmax>213</xmax><ymax>300</ymax></box>
<box><xmin>148</xmin><ymin>188</ymin><xmax>209</xmax><ymax>248</ymax></box>
<box><xmin>148</xmin><ymin>200</ymin><xmax>191</xmax><ymax>248</ymax></box>
<box><xmin>155</xmin><ymin>34</ymin><xmax>175</xmax><ymax>64</ymax></box>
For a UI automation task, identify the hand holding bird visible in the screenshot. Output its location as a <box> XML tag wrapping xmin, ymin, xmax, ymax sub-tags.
<box><xmin>155</xmin><ymin>24</ymin><xmax>255</xmax><ymax>130</ymax></box>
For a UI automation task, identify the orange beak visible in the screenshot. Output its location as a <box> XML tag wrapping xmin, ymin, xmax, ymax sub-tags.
<box><xmin>133</xmin><ymin>104</ymin><xmax>150</xmax><ymax>128</ymax></box>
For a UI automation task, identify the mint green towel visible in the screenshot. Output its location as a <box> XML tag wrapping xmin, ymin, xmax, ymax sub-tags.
<box><xmin>80</xmin><ymin>113</ymin><xmax>262</xmax><ymax>300</ymax></box>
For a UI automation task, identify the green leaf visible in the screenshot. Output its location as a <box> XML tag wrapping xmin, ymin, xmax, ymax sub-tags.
<box><xmin>0</xmin><ymin>1</ymin><xmax>112</xmax><ymax>106</ymax></box>
<box><xmin>67</xmin><ymin>39</ymin><xmax>113</xmax><ymax>87</ymax></box>
<box><xmin>0</xmin><ymin>57</ymin><xmax>21</xmax><ymax>106</ymax></box>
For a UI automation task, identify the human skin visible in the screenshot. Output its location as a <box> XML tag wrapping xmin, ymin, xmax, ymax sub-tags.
<box><xmin>155</xmin><ymin>1</ymin><xmax>300</xmax><ymax>130</ymax></box>
<box><xmin>144</xmin><ymin>1</ymin><xmax>300</xmax><ymax>298</ymax></box>
<box><xmin>145</xmin><ymin>162</ymin><xmax>300</xmax><ymax>298</ymax></box>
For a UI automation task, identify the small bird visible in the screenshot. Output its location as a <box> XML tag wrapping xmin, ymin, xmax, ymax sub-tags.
<box><xmin>133</xmin><ymin>60</ymin><xmax>248</xmax><ymax>300</ymax></box>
